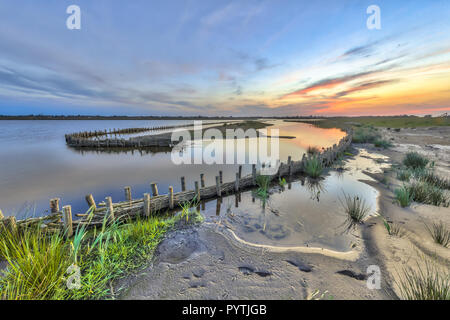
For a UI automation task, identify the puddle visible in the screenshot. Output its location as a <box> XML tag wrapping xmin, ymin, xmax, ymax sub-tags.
<box><xmin>195</xmin><ymin>148</ymin><xmax>388</xmax><ymax>252</ymax></box>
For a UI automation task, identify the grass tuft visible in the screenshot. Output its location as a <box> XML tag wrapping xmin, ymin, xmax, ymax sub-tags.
<box><xmin>396</xmin><ymin>259</ymin><xmax>449</xmax><ymax>300</ymax></box>
<box><xmin>340</xmin><ymin>193</ymin><xmax>371</xmax><ymax>226</ymax></box>
<box><xmin>425</xmin><ymin>221</ymin><xmax>450</xmax><ymax>248</ymax></box>
<box><xmin>403</xmin><ymin>152</ymin><xmax>429</xmax><ymax>170</ymax></box>
<box><xmin>395</xmin><ymin>186</ymin><xmax>412</xmax><ymax>207</ymax></box>
<box><xmin>304</xmin><ymin>156</ymin><xmax>323</xmax><ymax>178</ymax></box>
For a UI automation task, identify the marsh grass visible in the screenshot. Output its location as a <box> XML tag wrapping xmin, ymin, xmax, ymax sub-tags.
<box><xmin>396</xmin><ymin>169</ymin><xmax>412</xmax><ymax>182</ymax></box>
<box><xmin>425</xmin><ymin>221</ymin><xmax>450</xmax><ymax>248</ymax></box>
<box><xmin>407</xmin><ymin>181</ymin><xmax>449</xmax><ymax>207</ymax></box>
<box><xmin>307</xmin><ymin>146</ymin><xmax>320</xmax><ymax>155</ymax></box>
<box><xmin>395</xmin><ymin>186</ymin><xmax>412</xmax><ymax>207</ymax></box>
<box><xmin>352</xmin><ymin>126</ymin><xmax>380</xmax><ymax>144</ymax></box>
<box><xmin>0</xmin><ymin>210</ymin><xmax>180</xmax><ymax>300</ymax></box>
<box><xmin>340</xmin><ymin>193</ymin><xmax>371</xmax><ymax>229</ymax></box>
<box><xmin>413</xmin><ymin>168</ymin><xmax>450</xmax><ymax>190</ymax></box>
<box><xmin>374</xmin><ymin>139</ymin><xmax>393</xmax><ymax>149</ymax></box>
<box><xmin>396</xmin><ymin>259</ymin><xmax>449</xmax><ymax>300</ymax></box>
<box><xmin>179</xmin><ymin>196</ymin><xmax>201</xmax><ymax>223</ymax></box>
<box><xmin>304</xmin><ymin>156</ymin><xmax>323</xmax><ymax>178</ymax></box>
<box><xmin>255</xmin><ymin>175</ymin><xmax>272</xmax><ymax>199</ymax></box>
<box><xmin>403</xmin><ymin>152</ymin><xmax>429</xmax><ymax>170</ymax></box>
<box><xmin>381</xmin><ymin>217</ymin><xmax>406</xmax><ymax>238</ymax></box>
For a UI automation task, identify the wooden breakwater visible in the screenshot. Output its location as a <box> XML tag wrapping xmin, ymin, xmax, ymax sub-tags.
<box><xmin>2</xmin><ymin>129</ymin><xmax>353</xmax><ymax>237</ymax></box>
<box><xmin>64</xmin><ymin>121</ymin><xmax>232</xmax><ymax>149</ymax></box>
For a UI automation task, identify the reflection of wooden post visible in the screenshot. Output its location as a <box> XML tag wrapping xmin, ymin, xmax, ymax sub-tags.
<box><xmin>50</xmin><ymin>198</ymin><xmax>60</xmax><ymax>213</ymax></box>
<box><xmin>169</xmin><ymin>187</ymin><xmax>174</xmax><ymax>209</ymax></box>
<box><xmin>219</xmin><ymin>171</ymin><xmax>223</xmax><ymax>184</ymax></box>
<box><xmin>238</xmin><ymin>165</ymin><xmax>242</xmax><ymax>179</ymax></box>
<box><xmin>288</xmin><ymin>156</ymin><xmax>292</xmax><ymax>176</ymax></box>
<box><xmin>63</xmin><ymin>205</ymin><xmax>73</xmax><ymax>238</ymax></box>
<box><xmin>235</xmin><ymin>193</ymin><xmax>239</xmax><ymax>208</ymax></box>
<box><xmin>235</xmin><ymin>173</ymin><xmax>239</xmax><ymax>192</ymax></box>
<box><xmin>181</xmin><ymin>177</ymin><xmax>186</xmax><ymax>192</ymax></box>
<box><xmin>144</xmin><ymin>193</ymin><xmax>151</xmax><ymax>216</ymax></box>
<box><xmin>85</xmin><ymin>194</ymin><xmax>96</xmax><ymax>209</ymax></box>
<box><xmin>216</xmin><ymin>198</ymin><xmax>221</xmax><ymax>216</ymax></box>
<box><xmin>200</xmin><ymin>174</ymin><xmax>205</xmax><ymax>188</ymax></box>
<box><xmin>195</xmin><ymin>181</ymin><xmax>200</xmax><ymax>201</ymax></box>
<box><xmin>216</xmin><ymin>176</ymin><xmax>221</xmax><ymax>197</ymax></box>
<box><xmin>252</xmin><ymin>164</ymin><xmax>256</xmax><ymax>184</ymax></box>
<box><xmin>106</xmin><ymin>196</ymin><xmax>115</xmax><ymax>221</ymax></box>
<box><xmin>124</xmin><ymin>186</ymin><xmax>132</xmax><ymax>202</ymax></box>
<box><xmin>151</xmin><ymin>183</ymin><xmax>159</xmax><ymax>197</ymax></box>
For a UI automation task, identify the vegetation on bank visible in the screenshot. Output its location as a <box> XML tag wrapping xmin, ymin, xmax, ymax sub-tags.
<box><xmin>394</xmin><ymin>152</ymin><xmax>449</xmax><ymax>208</ymax></box>
<box><xmin>0</xmin><ymin>206</ymin><xmax>203</xmax><ymax>300</ymax></box>
<box><xmin>290</xmin><ymin>116</ymin><xmax>450</xmax><ymax>129</ymax></box>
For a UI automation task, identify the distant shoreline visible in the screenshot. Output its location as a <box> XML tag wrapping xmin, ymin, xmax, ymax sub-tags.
<box><xmin>0</xmin><ymin>114</ymin><xmax>445</xmax><ymax>120</ymax></box>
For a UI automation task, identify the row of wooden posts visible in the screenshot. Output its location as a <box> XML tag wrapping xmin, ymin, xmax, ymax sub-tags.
<box><xmin>2</xmin><ymin>129</ymin><xmax>353</xmax><ymax>237</ymax></box>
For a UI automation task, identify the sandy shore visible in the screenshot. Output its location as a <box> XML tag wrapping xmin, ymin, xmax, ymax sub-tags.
<box><xmin>118</xmin><ymin>126</ymin><xmax>449</xmax><ymax>300</ymax></box>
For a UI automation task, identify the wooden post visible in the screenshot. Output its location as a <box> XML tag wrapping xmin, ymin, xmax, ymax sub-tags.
<box><xmin>169</xmin><ymin>187</ymin><xmax>174</xmax><ymax>209</ymax></box>
<box><xmin>124</xmin><ymin>186</ymin><xmax>132</xmax><ymax>202</ymax></box>
<box><xmin>235</xmin><ymin>172</ymin><xmax>239</xmax><ymax>192</ymax></box>
<box><xmin>252</xmin><ymin>164</ymin><xmax>256</xmax><ymax>184</ymax></box>
<box><xmin>151</xmin><ymin>183</ymin><xmax>159</xmax><ymax>197</ymax></box>
<box><xmin>288</xmin><ymin>156</ymin><xmax>292</xmax><ymax>176</ymax></box>
<box><xmin>238</xmin><ymin>165</ymin><xmax>242</xmax><ymax>179</ymax></box>
<box><xmin>181</xmin><ymin>177</ymin><xmax>186</xmax><ymax>192</ymax></box>
<box><xmin>63</xmin><ymin>205</ymin><xmax>73</xmax><ymax>238</ymax></box>
<box><xmin>85</xmin><ymin>194</ymin><xmax>96</xmax><ymax>209</ymax></box>
<box><xmin>49</xmin><ymin>198</ymin><xmax>60</xmax><ymax>213</ymax></box>
<box><xmin>200</xmin><ymin>174</ymin><xmax>205</xmax><ymax>188</ymax></box>
<box><xmin>195</xmin><ymin>181</ymin><xmax>200</xmax><ymax>201</ymax></box>
<box><xmin>219</xmin><ymin>171</ymin><xmax>223</xmax><ymax>184</ymax></box>
<box><xmin>216</xmin><ymin>176</ymin><xmax>221</xmax><ymax>197</ymax></box>
<box><xmin>144</xmin><ymin>193</ymin><xmax>151</xmax><ymax>216</ymax></box>
<box><xmin>106</xmin><ymin>196</ymin><xmax>115</xmax><ymax>221</ymax></box>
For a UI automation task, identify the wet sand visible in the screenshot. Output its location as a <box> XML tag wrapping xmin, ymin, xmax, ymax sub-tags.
<box><xmin>119</xmin><ymin>126</ymin><xmax>449</xmax><ymax>300</ymax></box>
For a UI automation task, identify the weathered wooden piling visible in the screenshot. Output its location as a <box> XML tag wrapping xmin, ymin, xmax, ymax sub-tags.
<box><xmin>144</xmin><ymin>193</ymin><xmax>151</xmax><ymax>216</ymax></box>
<box><xmin>238</xmin><ymin>165</ymin><xmax>242</xmax><ymax>179</ymax></box>
<box><xmin>63</xmin><ymin>205</ymin><xmax>73</xmax><ymax>237</ymax></box>
<box><xmin>181</xmin><ymin>177</ymin><xmax>186</xmax><ymax>192</ymax></box>
<box><xmin>169</xmin><ymin>187</ymin><xmax>174</xmax><ymax>209</ymax></box>
<box><xmin>85</xmin><ymin>194</ymin><xmax>96</xmax><ymax>209</ymax></box>
<box><xmin>106</xmin><ymin>196</ymin><xmax>115</xmax><ymax>221</ymax></box>
<box><xmin>195</xmin><ymin>181</ymin><xmax>200</xmax><ymax>200</ymax></box>
<box><xmin>252</xmin><ymin>164</ymin><xmax>256</xmax><ymax>184</ymax></box>
<box><xmin>216</xmin><ymin>176</ymin><xmax>221</xmax><ymax>197</ymax></box>
<box><xmin>200</xmin><ymin>174</ymin><xmax>205</xmax><ymax>188</ymax></box>
<box><xmin>219</xmin><ymin>171</ymin><xmax>223</xmax><ymax>184</ymax></box>
<box><xmin>151</xmin><ymin>183</ymin><xmax>159</xmax><ymax>197</ymax></box>
<box><xmin>288</xmin><ymin>156</ymin><xmax>292</xmax><ymax>176</ymax></box>
<box><xmin>50</xmin><ymin>198</ymin><xmax>60</xmax><ymax>213</ymax></box>
<box><xmin>124</xmin><ymin>186</ymin><xmax>132</xmax><ymax>202</ymax></box>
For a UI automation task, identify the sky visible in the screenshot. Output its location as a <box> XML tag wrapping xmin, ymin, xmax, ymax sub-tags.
<box><xmin>0</xmin><ymin>0</ymin><xmax>449</xmax><ymax>116</ymax></box>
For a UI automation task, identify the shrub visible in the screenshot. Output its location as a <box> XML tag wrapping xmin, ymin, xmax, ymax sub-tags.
<box><xmin>403</xmin><ymin>152</ymin><xmax>429</xmax><ymax>169</ymax></box>
<box><xmin>396</xmin><ymin>169</ymin><xmax>412</xmax><ymax>182</ymax></box>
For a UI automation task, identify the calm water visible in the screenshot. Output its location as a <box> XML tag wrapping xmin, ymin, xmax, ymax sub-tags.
<box><xmin>0</xmin><ymin>120</ymin><xmax>345</xmax><ymax>217</ymax></box>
